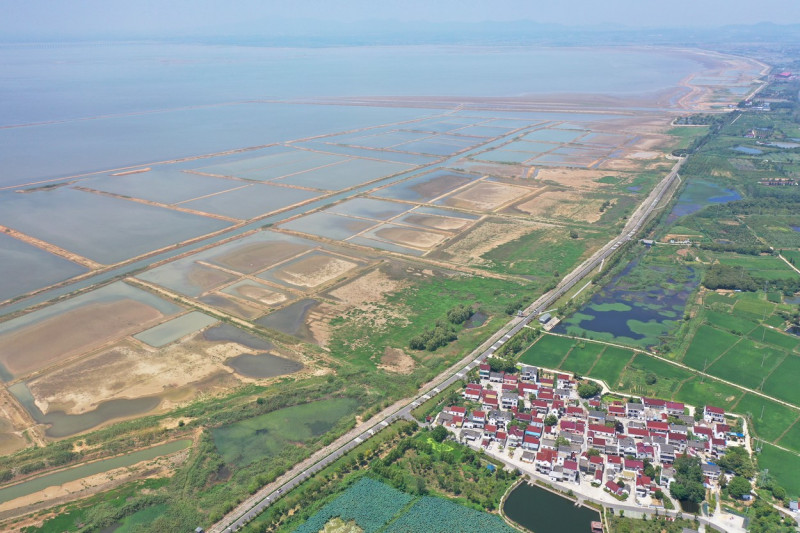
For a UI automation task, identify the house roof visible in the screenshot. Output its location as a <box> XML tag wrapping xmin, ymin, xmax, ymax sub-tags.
<box><xmin>705</xmin><ymin>405</ymin><xmax>724</xmax><ymax>414</ymax></box>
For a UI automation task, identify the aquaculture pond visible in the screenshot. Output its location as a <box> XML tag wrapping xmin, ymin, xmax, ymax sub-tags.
<box><xmin>666</xmin><ymin>179</ymin><xmax>741</xmax><ymax>223</ymax></box>
<box><xmin>554</xmin><ymin>257</ymin><xmax>699</xmax><ymax>348</ymax></box>
<box><xmin>503</xmin><ymin>483</ymin><xmax>600</xmax><ymax>533</ymax></box>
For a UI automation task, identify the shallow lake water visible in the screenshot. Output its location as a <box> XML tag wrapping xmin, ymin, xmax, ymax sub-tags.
<box><xmin>9</xmin><ymin>382</ymin><xmax>161</xmax><ymax>438</ymax></box>
<box><xmin>666</xmin><ymin>179</ymin><xmax>741</xmax><ymax>223</ymax></box>
<box><xmin>0</xmin><ymin>439</ymin><xmax>191</xmax><ymax>503</ymax></box>
<box><xmin>503</xmin><ymin>483</ymin><xmax>600</xmax><ymax>533</ymax></box>
<box><xmin>0</xmin><ymin>231</ymin><xmax>88</xmax><ymax>303</ymax></box>
<box><xmin>0</xmin><ymin>187</ymin><xmax>231</xmax><ymax>265</ymax></box>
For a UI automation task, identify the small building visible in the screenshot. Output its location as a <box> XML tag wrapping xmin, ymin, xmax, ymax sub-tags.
<box><xmin>538</xmin><ymin>312</ymin><xmax>552</xmax><ymax>324</ymax></box>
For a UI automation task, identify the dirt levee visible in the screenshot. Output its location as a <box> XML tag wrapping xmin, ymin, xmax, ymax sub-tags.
<box><xmin>0</xmin><ymin>300</ymin><xmax>163</xmax><ymax>378</ymax></box>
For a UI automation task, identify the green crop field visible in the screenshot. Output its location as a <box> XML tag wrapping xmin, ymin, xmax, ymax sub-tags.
<box><xmin>559</xmin><ymin>341</ymin><xmax>605</xmax><ymax>375</ymax></box>
<box><xmin>213</xmin><ymin>398</ymin><xmax>357</xmax><ymax>467</ymax></box>
<box><xmin>294</xmin><ymin>477</ymin><xmax>414</xmax><ymax>533</ymax></box>
<box><xmin>717</xmin><ymin>255</ymin><xmax>797</xmax><ymax>281</ymax></box>
<box><xmin>618</xmin><ymin>354</ymin><xmax>691</xmax><ymax>398</ymax></box>
<box><xmin>674</xmin><ymin>378</ymin><xmax>742</xmax><ymax>412</ymax></box>
<box><xmin>384</xmin><ymin>496</ymin><xmax>516</xmax><ymax>533</ymax></box>
<box><xmin>757</xmin><ymin>444</ymin><xmax>800</xmax><ymax>498</ymax></box>
<box><xmin>748</xmin><ymin>325</ymin><xmax>800</xmax><ymax>351</ymax></box>
<box><xmin>780</xmin><ymin>250</ymin><xmax>800</xmax><ymax>265</ymax></box>
<box><xmin>777</xmin><ymin>421</ymin><xmax>800</xmax><ymax>454</ymax></box>
<box><xmin>733</xmin><ymin>296</ymin><xmax>777</xmax><ymax>318</ymax></box>
<box><xmin>680</xmin><ymin>324</ymin><xmax>740</xmax><ymax>370</ymax></box>
<box><xmin>705</xmin><ymin>310</ymin><xmax>760</xmax><ymax>336</ymax></box>
<box><xmin>587</xmin><ymin>346</ymin><xmax>634</xmax><ymax>387</ymax></box>
<box><xmin>748</xmin><ymin>216</ymin><xmax>800</xmax><ymax>248</ymax></box>
<box><xmin>763</xmin><ymin>356</ymin><xmax>800</xmax><ymax>407</ymax></box>
<box><xmin>706</xmin><ymin>339</ymin><xmax>786</xmax><ymax>390</ymax></box>
<box><xmin>519</xmin><ymin>334</ymin><xmax>574</xmax><ymax>369</ymax></box>
<box><xmin>734</xmin><ymin>394</ymin><xmax>800</xmax><ymax>443</ymax></box>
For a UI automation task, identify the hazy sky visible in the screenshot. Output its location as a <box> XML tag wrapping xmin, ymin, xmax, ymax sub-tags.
<box><xmin>5</xmin><ymin>0</ymin><xmax>800</xmax><ymax>38</ymax></box>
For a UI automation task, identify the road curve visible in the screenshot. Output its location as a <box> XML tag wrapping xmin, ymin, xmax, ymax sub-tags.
<box><xmin>210</xmin><ymin>157</ymin><xmax>685</xmax><ymax>533</ymax></box>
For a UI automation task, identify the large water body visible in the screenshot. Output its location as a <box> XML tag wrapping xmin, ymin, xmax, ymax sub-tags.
<box><xmin>0</xmin><ymin>44</ymin><xmax>706</xmax><ymax>187</ymax></box>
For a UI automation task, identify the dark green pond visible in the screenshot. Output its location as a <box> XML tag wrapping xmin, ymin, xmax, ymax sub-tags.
<box><xmin>503</xmin><ymin>483</ymin><xmax>600</xmax><ymax>533</ymax></box>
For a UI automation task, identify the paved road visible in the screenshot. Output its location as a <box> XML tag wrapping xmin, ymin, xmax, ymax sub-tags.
<box><xmin>211</xmin><ymin>158</ymin><xmax>685</xmax><ymax>532</ymax></box>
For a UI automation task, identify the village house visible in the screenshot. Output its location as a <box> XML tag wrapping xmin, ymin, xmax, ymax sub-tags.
<box><xmin>704</xmin><ymin>405</ymin><xmax>725</xmax><ymax>424</ymax></box>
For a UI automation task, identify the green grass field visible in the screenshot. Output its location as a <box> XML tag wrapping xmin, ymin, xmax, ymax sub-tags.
<box><xmin>213</xmin><ymin>398</ymin><xmax>357</xmax><ymax>467</ymax></box>
<box><xmin>757</xmin><ymin>444</ymin><xmax>800</xmax><ymax>498</ymax></box>
<box><xmin>763</xmin><ymin>356</ymin><xmax>800</xmax><ymax>407</ymax></box>
<box><xmin>680</xmin><ymin>324</ymin><xmax>740</xmax><ymax>370</ymax></box>
<box><xmin>587</xmin><ymin>345</ymin><xmax>634</xmax><ymax>387</ymax></box>
<box><xmin>519</xmin><ymin>335</ymin><xmax>575</xmax><ymax>369</ymax></box>
<box><xmin>559</xmin><ymin>341</ymin><xmax>605</xmax><ymax>376</ymax></box>
<box><xmin>733</xmin><ymin>393</ymin><xmax>800</xmax><ymax>443</ymax></box>
<box><xmin>706</xmin><ymin>339</ymin><xmax>786</xmax><ymax>390</ymax></box>
<box><xmin>674</xmin><ymin>377</ymin><xmax>742</xmax><ymax>412</ymax></box>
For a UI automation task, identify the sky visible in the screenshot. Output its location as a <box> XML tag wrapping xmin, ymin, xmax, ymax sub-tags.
<box><xmin>4</xmin><ymin>0</ymin><xmax>800</xmax><ymax>39</ymax></box>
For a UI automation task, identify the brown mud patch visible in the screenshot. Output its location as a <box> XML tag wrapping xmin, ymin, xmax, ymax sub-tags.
<box><xmin>401</xmin><ymin>214</ymin><xmax>471</xmax><ymax>232</ymax></box>
<box><xmin>0</xmin><ymin>300</ymin><xmax>166</xmax><ymax>378</ymax></box>
<box><xmin>212</xmin><ymin>241</ymin><xmax>313</xmax><ymax>274</ymax></box>
<box><xmin>511</xmin><ymin>190</ymin><xmax>609</xmax><ymax>223</ymax></box>
<box><xmin>373</xmin><ymin>226</ymin><xmax>448</xmax><ymax>250</ymax></box>
<box><xmin>273</xmin><ymin>254</ymin><xmax>360</xmax><ymax>289</ymax></box>
<box><xmin>379</xmin><ymin>348</ymin><xmax>415</xmax><ymax>374</ymax></box>
<box><xmin>228</xmin><ymin>282</ymin><xmax>288</xmax><ymax>306</ymax></box>
<box><xmin>433</xmin><ymin>218</ymin><xmax>547</xmax><ymax>266</ymax></box>
<box><xmin>199</xmin><ymin>293</ymin><xmax>264</xmax><ymax>320</ymax></box>
<box><xmin>439</xmin><ymin>181</ymin><xmax>533</xmax><ymax>211</ymax></box>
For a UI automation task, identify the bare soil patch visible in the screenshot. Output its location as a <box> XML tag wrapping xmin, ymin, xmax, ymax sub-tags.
<box><xmin>0</xmin><ymin>300</ymin><xmax>165</xmax><ymax>378</ymax></box>
<box><xmin>373</xmin><ymin>226</ymin><xmax>448</xmax><ymax>250</ymax></box>
<box><xmin>379</xmin><ymin>347</ymin><xmax>415</xmax><ymax>375</ymax></box>
<box><xmin>274</xmin><ymin>254</ymin><xmax>360</xmax><ymax>288</ymax></box>
<box><xmin>440</xmin><ymin>181</ymin><xmax>533</xmax><ymax>211</ymax></box>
